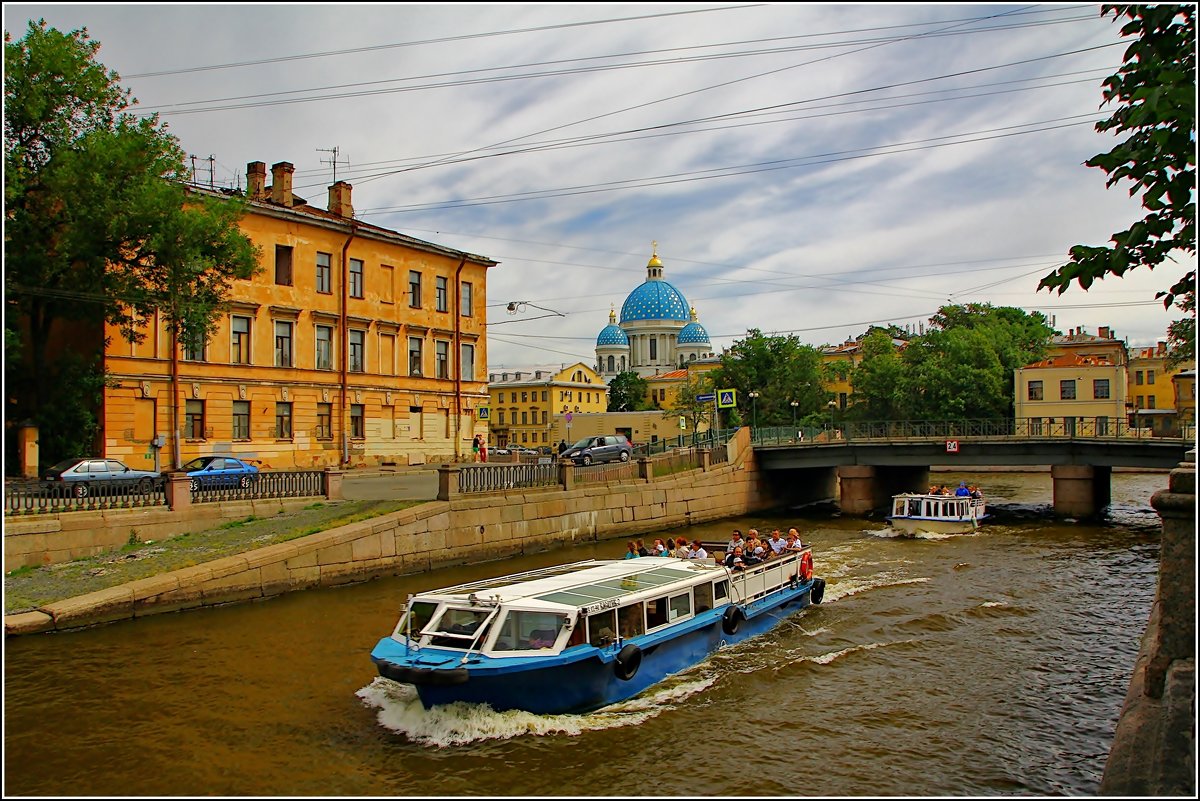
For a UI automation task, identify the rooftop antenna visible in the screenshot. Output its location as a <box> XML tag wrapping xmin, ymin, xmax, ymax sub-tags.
<box><xmin>317</xmin><ymin>146</ymin><xmax>350</xmax><ymax>184</ymax></box>
<box><xmin>206</xmin><ymin>155</ymin><xmax>216</xmax><ymax>190</ymax></box>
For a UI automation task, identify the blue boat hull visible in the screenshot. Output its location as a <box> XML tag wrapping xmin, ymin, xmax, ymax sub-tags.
<box><xmin>371</xmin><ymin>579</ymin><xmax>822</xmax><ymax>714</ymax></box>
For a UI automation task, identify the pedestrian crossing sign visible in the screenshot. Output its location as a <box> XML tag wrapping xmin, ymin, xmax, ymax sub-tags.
<box><xmin>717</xmin><ymin>389</ymin><xmax>737</xmax><ymax>409</ymax></box>
<box><xmin>477</xmin><ymin>406</ymin><xmax>490</xmax><ymax>420</ymax></box>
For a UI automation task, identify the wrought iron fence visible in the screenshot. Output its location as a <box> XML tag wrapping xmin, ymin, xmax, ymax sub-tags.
<box><xmin>650</xmin><ymin>449</ymin><xmax>703</xmax><ymax>477</ymax></box>
<box><xmin>574</xmin><ymin>461</ymin><xmax>639</xmax><ymax>486</ymax></box>
<box><xmin>458</xmin><ymin>463</ymin><xmax>559</xmax><ymax>493</ymax></box>
<box><xmin>5</xmin><ymin>480</ymin><xmax>167</xmax><ymax>516</ymax></box>
<box><xmin>188</xmin><ymin>469</ymin><xmax>325</xmax><ymax>504</ymax></box>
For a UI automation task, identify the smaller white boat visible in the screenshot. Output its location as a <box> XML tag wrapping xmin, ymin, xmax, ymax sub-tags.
<box><xmin>887</xmin><ymin>492</ymin><xmax>987</xmax><ymax>536</ymax></box>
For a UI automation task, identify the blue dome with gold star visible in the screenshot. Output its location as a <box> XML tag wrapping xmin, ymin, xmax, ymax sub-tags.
<box><xmin>619</xmin><ymin>247</ymin><xmax>689</xmax><ymax>323</ymax></box>
<box><xmin>597</xmin><ymin>308</ymin><xmax>629</xmax><ymax>346</ymax></box>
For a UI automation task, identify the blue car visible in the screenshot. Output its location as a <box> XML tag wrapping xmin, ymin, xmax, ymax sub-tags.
<box><xmin>178</xmin><ymin>456</ymin><xmax>259</xmax><ymax>491</ymax></box>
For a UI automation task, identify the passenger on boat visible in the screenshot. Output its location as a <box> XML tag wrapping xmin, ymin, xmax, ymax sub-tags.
<box><xmin>624</xmin><ymin>541</ymin><xmax>641</xmax><ymax>559</ymax></box>
<box><xmin>726</xmin><ymin>529</ymin><xmax>745</xmax><ymax>554</ymax></box>
<box><xmin>653</xmin><ymin>538</ymin><xmax>668</xmax><ymax>556</ymax></box>
<box><xmin>955</xmin><ymin>481</ymin><xmax>971</xmax><ymax>497</ymax></box>
<box><xmin>675</xmin><ymin>537</ymin><xmax>690</xmax><ymax>558</ymax></box>
<box><xmin>687</xmin><ymin>540</ymin><xmax>708</xmax><ymax>560</ymax></box>
<box><xmin>724</xmin><ymin>546</ymin><xmax>746</xmax><ymax>571</ymax></box>
<box><xmin>767</xmin><ymin>530</ymin><xmax>787</xmax><ymax>556</ymax></box>
<box><xmin>928</xmin><ymin>484</ymin><xmax>941</xmax><ymax>495</ymax></box>
<box><xmin>969</xmin><ymin>485</ymin><xmax>983</xmax><ymax>499</ymax></box>
<box><xmin>785</xmin><ymin>529</ymin><xmax>804</xmax><ymax>552</ymax></box>
<box><xmin>636</xmin><ymin>539</ymin><xmax>650</xmax><ymax>557</ymax></box>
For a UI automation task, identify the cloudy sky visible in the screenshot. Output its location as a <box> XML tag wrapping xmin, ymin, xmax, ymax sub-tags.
<box><xmin>8</xmin><ymin>3</ymin><xmax>1192</xmax><ymax>369</ymax></box>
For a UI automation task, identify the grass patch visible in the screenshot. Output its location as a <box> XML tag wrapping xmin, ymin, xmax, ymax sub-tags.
<box><xmin>3</xmin><ymin>498</ymin><xmax>423</xmax><ymax>614</ymax></box>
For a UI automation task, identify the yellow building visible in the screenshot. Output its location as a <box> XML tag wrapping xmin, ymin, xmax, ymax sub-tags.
<box><xmin>487</xmin><ymin>362</ymin><xmax>607</xmax><ymax>449</ymax></box>
<box><xmin>100</xmin><ymin>160</ymin><xmax>497</xmax><ymax>470</ymax></box>
<box><xmin>1173</xmin><ymin>370</ymin><xmax>1196</xmax><ymax>428</ymax></box>
<box><xmin>1047</xmin><ymin>325</ymin><xmax>1129</xmax><ymax>365</ymax></box>
<box><xmin>1127</xmin><ymin>341</ymin><xmax>1195</xmax><ymax>435</ymax></box>
<box><xmin>645</xmin><ymin>358</ymin><xmax>722</xmax><ymax>410</ymax></box>
<box><xmin>1013</xmin><ymin>353</ymin><xmax>1128</xmax><ymax>435</ymax></box>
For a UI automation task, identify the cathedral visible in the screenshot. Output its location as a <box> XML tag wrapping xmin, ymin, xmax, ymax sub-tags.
<box><xmin>595</xmin><ymin>244</ymin><xmax>714</xmax><ymax>380</ymax></box>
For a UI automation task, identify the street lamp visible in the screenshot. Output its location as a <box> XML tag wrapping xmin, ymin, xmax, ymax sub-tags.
<box><xmin>748</xmin><ymin>391</ymin><xmax>760</xmax><ymax>430</ymax></box>
<box><xmin>790</xmin><ymin>400</ymin><xmax>799</xmax><ymax>432</ymax></box>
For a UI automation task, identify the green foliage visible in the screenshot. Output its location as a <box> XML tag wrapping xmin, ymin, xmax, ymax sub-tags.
<box><xmin>849</xmin><ymin>304</ymin><xmax>1054</xmax><ymax>420</ymax></box>
<box><xmin>607</xmin><ymin>371</ymin><xmax>651</xmax><ymax>411</ymax></box>
<box><xmin>709</xmin><ymin>329</ymin><xmax>827</xmax><ymax>425</ymax></box>
<box><xmin>663</xmin><ymin>371</ymin><xmax>715</xmax><ymax>432</ymax></box>
<box><xmin>1039</xmin><ymin>5</ymin><xmax>1195</xmax><ymax>361</ymax></box>
<box><xmin>17</xmin><ymin>350</ymin><xmax>115</xmax><ymax>467</ymax></box>
<box><xmin>1165</xmin><ymin>293</ymin><xmax>1195</xmax><ymax>368</ymax></box>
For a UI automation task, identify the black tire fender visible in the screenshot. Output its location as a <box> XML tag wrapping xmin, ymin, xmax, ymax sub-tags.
<box><xmin>614</xmin><ymin>644</ymin><xmax>642</xmax><ymax>681</ymax></box>
<box><xmin>722</xmin><ymin>606</ymin><xmax>744</xmax><ymax>635</ymax></box>
<box><xmin>810</xmin><ymin>577</ymin><xmax>826</xmax><ymax>605</ymax></box>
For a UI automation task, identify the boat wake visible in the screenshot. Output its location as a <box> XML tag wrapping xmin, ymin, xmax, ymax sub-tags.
<box><xmin>821</xmin><ymin>573</ymin><xmax>930</xmax><ymax>603</ymax></box>
<box><xmin>804</xmin><ymin>638</ymin><xmax>919</xmax><ymax>665</ymax></box>
<box><xmin>357</xmin><ymin>673</ymin><xmax>718</xmax><ymax>747</ymax></box>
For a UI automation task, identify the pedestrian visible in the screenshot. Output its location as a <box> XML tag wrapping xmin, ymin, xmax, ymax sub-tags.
<box><xmin>558</xmin><ymin>439</ymin><xmax>569</xmax><ymax>456</ymax></box>
<box><xmin>480</xmin><ymin>437</ymin><xmax>488</xmax><ymax>463</ymax></box>
<box><xmin>471</xmin><ymin>434</ymin><xmax>481</xmax><ymax>462</ymax></box>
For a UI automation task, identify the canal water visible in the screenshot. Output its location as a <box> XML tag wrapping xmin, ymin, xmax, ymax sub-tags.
<box><xmin>4</xmin><ymin>471</ymin><xmax>1166</xmax><ymax>796</ymax></box>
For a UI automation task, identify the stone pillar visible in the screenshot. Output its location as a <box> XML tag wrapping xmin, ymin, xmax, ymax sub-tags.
<box><xmin>1145</xmin><ymin>456</ymin><xmax>1195</xmax><ymax>699</ymax></box>
<box><xmin>700</xmin><ymin>448</ymin><xmax>711</xmax><ymax>472</ymax></box>
<box><xmin>323</xmin><ymin>468</ymin><xmax>344</xmax><ymax>500</ymax></box>
<box><xmin>15</xmin><ymin>422</ymin><xmax>38</xmax><ymax>479</ymax></box>
<box><xmin>164</xmin><ymin>472</ymin><xmax>192</xmax><ymax>512</ymax></box>
<box><xmin>558</xmin><ymin>459</ymin><xmax>575</xmax><ymax>492</ymax></box>
<box><xmin>437</xmin><ymin>465</ymin><xmax>461</xmax><ymax>501</ymax></box>
<box><xmin>1051</xmin><ymin>464</ymin><xmax>1100</xmax><ymax>517</ymax></box>
<box><xmin>637</xmin><ymin>457</ymin><xmax>652</xmax><ymax>483</ymax></box>
<box><xmin>837</xmin><ymin>465</ymin><xmax>877</xmax><ymax>515</ymax></box>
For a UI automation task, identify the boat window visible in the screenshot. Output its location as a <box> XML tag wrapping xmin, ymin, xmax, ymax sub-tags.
<box><xmin>427</xmin><ymin>606</ymin><xmax>493</xmax><ymax>647</ymax></box>
<box><xmin>714</xmin><ymin>580</ymin><xmax>729</xmax><ymax>603</ymax></box>
<box><xmin>492</xmin><ymin>610</ymin><xmax>567</xmax><ymax>651</ymax></box>
<box><xmin>694</xmin><ymin>582</ymin><xmax>714</xmax><ymax>613</ymax></box>
<box><xmin>669</xmin><ymin>592</ymin><xmax>692</xmax><ymax>622</ymax></box>
<box><xmin>566</xmin><ymin>616</ymin><xmax>587</xmax><ymax>648</ymax></box>
<box><xmin>646</xmin><ymin>597</ymin><xmax>669</xmax><ymax>630</ymax></box>
<box><xmin>587</xmin><ymin>609</ymin><xmax>617</xmax><ymax>647</ymax></box>
<box><xmin>395</xmin><ymin>600</ymin><xmax>437</xmax><ymax>639</ymax></box>
<box><xmin>618</xmin><ymin>602</ymin><xmax>646</xmax><ymax>639</ymax></box>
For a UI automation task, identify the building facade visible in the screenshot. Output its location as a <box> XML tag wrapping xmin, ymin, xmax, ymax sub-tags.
<box><xmin>1012</xmin><ymin>353</ymin><xmax>1128</xmax><ymax>435</ymax></box>
<box><xmin>100</xmin><ymin>160</ymin><xmax>497</xmax><ymax>471</ymax></box>
<box><xmin>487</xmin><ymin>362</ymin><xmax>607</xmax><ymax>449</ymax></box>
<box><xmin>1127</xmin><ymin>341</ymin><xmax>1195</xmax><ymax>435</ymax></box>
<box><xmin>595</xmin><ymin>245</ymin><xmax>715</xmax><ymax>380</ymax></box>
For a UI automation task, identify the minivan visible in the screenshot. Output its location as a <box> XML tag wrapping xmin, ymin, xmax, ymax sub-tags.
<box><xmin>563</xmin><ymin>435</ymin><xmax>633</xmax><ymax>466</ymax></box>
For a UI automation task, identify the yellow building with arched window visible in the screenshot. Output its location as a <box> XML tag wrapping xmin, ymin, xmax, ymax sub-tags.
<box><xmin>487</xmin><ymin>363</ymin><xmax>607</xmax><ymax>449</ymax></box>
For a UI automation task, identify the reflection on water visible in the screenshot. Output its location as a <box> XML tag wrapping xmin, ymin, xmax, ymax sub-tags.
<box><xmin>3</xmin><ymin>472</ymin><xmax>1167</xmax><ymax>796</ymax></box>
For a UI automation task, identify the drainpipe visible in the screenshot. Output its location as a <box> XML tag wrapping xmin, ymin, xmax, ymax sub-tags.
<box><xmin>169</xmin><ymin>322</ymin><xmax>181</xmax><ymax>468</ymax></box>
<box><xmin>453</xmin><ymin>255</ymin><xmax>468</xmax><ymax>461</ymax></box>
<box><xmin>339</xmin><ymin>222</ymin><xmax>358</xmax><ymax>465</ymax></box>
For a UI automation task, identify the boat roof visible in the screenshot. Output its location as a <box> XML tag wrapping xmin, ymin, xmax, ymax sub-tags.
<box><xmin>411</xmin><ymin>558</ymin><xmax>724</xmax><ymax>613</ymax></box>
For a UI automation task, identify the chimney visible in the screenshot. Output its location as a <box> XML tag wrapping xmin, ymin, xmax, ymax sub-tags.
<box><xmin>270</xmin><ymin>161</ymin><xmax>294</xmax><ymax>207</ymax></box>
<box><xmin>327</xmin><ymin>181</ymin><xmax>353</xmax><ymax>218</ymax></box>
<box><xmin>246</xmin><ymin>161</ymin><xmax>267</xmax><ymax>200</ymax></box>
<box><xmin>1157</xmin><ymin>341</ymin><xmax>1167</xmax><ymax>355</ymax></box>
<box><xmin>1099</xmin><ymin>326</ymin><xmax>1111</xmax><ymax>339</ymax></box>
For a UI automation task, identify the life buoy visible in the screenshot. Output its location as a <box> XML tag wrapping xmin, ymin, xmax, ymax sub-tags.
<box><xmin>800</xmin><ymin>551</ymin><xmax>814</xmax><ymax>582</ymax></box>
<box><xmin>722</xmin><ymin>606</ymin><xmax>744</xmax><ymax>635</ymax></box>
<box><xmin>810</xmin><ymin>577</ymin><xmax>826</xmax><ymax>605</ymax></box>
<box><xmin>614</xmin><ymin>644</ymin><xmax>642</xmax><ymax>681</ymax></box>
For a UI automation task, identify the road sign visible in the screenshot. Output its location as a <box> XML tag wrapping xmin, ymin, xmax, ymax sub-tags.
<box><xmin>945</xmin><ymin>440</ymin><xmax>959</xmax><ymax>453</ymax></box>
<box><xmin>679</xmin><ymin>416</ymin><xmax>687</xmax><ymax>430</ymax></box>
<box><xmin>717</xmin><ymin>389</ymin><xmax>737</xmax><ymax>409</ymax></box>
<box><xmin>477</xmin><ymin>406</ymin><xmax>490</xmax><ymax>420</ymax></box>
<box><xmin>696</xmin><ymin>393</ymin><xmax>715</xmax><ymax>402</ymax></box>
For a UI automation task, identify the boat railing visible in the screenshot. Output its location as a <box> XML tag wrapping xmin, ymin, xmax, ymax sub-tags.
<box><xmin>723</xmin><ymin>550</ymin><xmax>805</xmax><ymax>607</ymax></box>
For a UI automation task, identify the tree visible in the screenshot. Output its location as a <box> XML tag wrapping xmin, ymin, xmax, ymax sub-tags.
<box><xmin>664</xmin><ymin>371</ymin><xmax>715</xmax><ymax>434</ymax></box>
<box><xmin>709</xmin><ymin>329</ymin><xmax>827</xmax><ymax>425</ymax></box>
<box><xmin>5</xmin><ymin>21</ymin><xmax>259</xmax><ymax>464</ymax></box>
<box><xmin>1038</xmin><ymin>5</ymin><xmax>1195</xmax><ymax>364</ymax></box>
<box><xmin>607</xmin><ymin>371</ymin><xmax>650</xmax><ymax>412</ymax></box>
<box><xmin>846</xmin><ymin>329</ymin><xmax>908</xmax><ymax>420</ymax></box>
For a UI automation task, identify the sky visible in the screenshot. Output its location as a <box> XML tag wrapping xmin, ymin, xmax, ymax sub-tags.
<box><xmin>6</xmin><ymin>3</ymin><xmax>1193</xmax><ymax>370</ymax></box>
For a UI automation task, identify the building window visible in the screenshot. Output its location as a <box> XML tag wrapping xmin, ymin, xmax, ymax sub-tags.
<box><xmin>1093</xmin><ymin>378</ymin><xmax>1110</xmax><ymax>399</ymax></box>
<box><xmin>349</xmin><ymin>329</ymin><xmax>366</xmax><ymax>373</ymax></box>
<box><xmin>1147</xmin><ymin>369</ymin><xmax>1156</xmax><ymax>385</ymax></box>
<box><xmin>183</xmin><ymin>337</ymin><xmax>207</xmax><ymax>362</ymax></box>
<box><xmin>408</xmin><ymin>271</ymin><xmax>421</xmax><ymax>308</ymax></box>
<box><xmin>408</xmin><ymin>337</ymin><xmax>423</xmax><ymax>376</ymax></box>
<box><xmin>1097</xmin><ymin>416</ymin><xmax>1109</xmax><ymax>436</ymax></box>
<box><xmin>541</xmin><ymin>391</ymin><xmax>548</xmax><ymax>402</ymax></box>
<box><xmin>649</xmin><ymin>338</ymin><xmax>658</xmax><ymax>360</ymax></box>
<box><xmin>606</xmin><ymin>355</ymin><xmax>614</xmax><ymax>372</ymax></box>
<box><xmin>349</xmin><ymin>258</ymin><xmax>364</xmax><ymax>299</ymax></box>
<box><xmin>498</xmin><ymin>410</ymin><xmax>506</xmax><ymax>425</ymax></box>
<box><xmin>275</xmin><ymin>402</ymin><xmax>293</xmax><ymax>439</ymax></box>
<box><xmin>316</xmin><ymin>402</ymin><xmax>332</xmax><ymax>439</ymax></box>
<box><xmin>275</xmin><ymin>321</ymin><xmax>293</xmax><ymax>367</ymax></box>
<box><xmin>541</xmin><ymin>411</ymin><xmax>548</xmax><ymax>424</ymax></box>
<box><xmin>315</xmin><ymin>325</ymin><xmax>333</xmax><ymax>370</ymax></box>
<box><xmin>460</xmin><ymin>343</ymin><xmax>475</xmax><ymax>381</ymax></box>
<box><xmin>1135</xmin><ymin>370</ymin><xmax>1144</xmax><ymax>385</ymax></box>
<box><xmin>1136</xmin><ymin>395</ymin><xmax>1144</xmax><ymax>408</ymax></box>
<box><xmin>1147</xmin><ymin>395</ymin><xmax>1156</xmax><ymax>409</ymax></box>
<box><xmin>1030</xmin><ymin>417</ymin><xmax>1043</xmax><ymax>436</ymax></box>
<box><xmin>275</xmin><ymin>245</ymin><xmax>293</xmax><ymax>286</ymax></box>
<box><xmin>232</xmin><ymin>401</ymin><xmax>250</xmax><ymax>440</ymax></box>
<box><xmin>521</xmin><ymin>411</ymin><xmax>528</xmax><ymax>425</ymax></box>
<box><xmin>185</xmin><ymin>399</ymin><xmax>205</xmax><ymax>439</ymax></box>
<box><xmin>461</xmin><ymin>282</ymin><xmax>473</xmax><ymax>316</ymax></box>
<box><xmin>436</xmin><ymin>276</ymin><xmax>448</xmax><ymax>312</ymax></box>
<box><xmin>497</xmin><ymin>392</ymin><xmax>505</xmax><ymax>404</ymax></box>
<box><xmin>1027</xmin><ymin>380</ymin><xmax>1043</xmax><ymax>401</ymax></box>
<box><xmin>521</xmin><ymin>391</ymin><xmax>528</xmax><ymax>403</ymax></box>
<box><xmin>435</xmin><ymin>340</ymin><xmax>449</xmax><ymax>379</ymax></box>
<box><xmin>350</xmin><ymin>404</ymin><xmax>365</xmax><ymax>439</ymax></box>
<box><xmin>1060</xmin><ymin>379</ymin><xmax>1076</xmax><ymax>400</ymax></box>
<box><xmin>231</xmin><ymin>316</ymin><xmax>251</xmax><ymax>364</ymax></box>
<box><xmin>316</xmin><ymin>252</ymin><xmax>332</xmax><ymax>294</ymax></box>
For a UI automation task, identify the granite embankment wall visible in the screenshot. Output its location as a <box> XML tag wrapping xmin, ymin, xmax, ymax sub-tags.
<box><xmin>1100</xmin><ymin>451</ymin><xmax>1195</xmax><ymax>796</ymax></box>
<box><xmin>5</xmin><ymin>429</ymin><xmax>771</xmax><ymax>636</ymax></box>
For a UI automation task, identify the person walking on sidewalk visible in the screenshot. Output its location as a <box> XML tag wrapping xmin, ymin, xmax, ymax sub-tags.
<box><xmin>471</xmin><ymin>434</ymin><xmax>481</xmax><ymax>462</ymax></box>
<box><xmin>480</xmin><ymin>436</ymin><xmax>488</xmax><ymax>463</ymax></box>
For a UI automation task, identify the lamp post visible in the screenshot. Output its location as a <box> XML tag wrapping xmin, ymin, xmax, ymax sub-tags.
<box><xmin>748</xmin><ymin>391</ymin><xmax>759</xmax><ymax>430</ymax></box>
<box><xmin>790</xmin><ymin>400</ymin><xmax>799</xmax><ymax>430</ymax></box>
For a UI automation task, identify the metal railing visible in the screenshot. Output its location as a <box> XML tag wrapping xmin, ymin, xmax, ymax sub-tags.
<box><xmin>650</xmin><ymin>449</ymin><xmax>703</xmax><ymax>477</ymax></box>
<box><xmin>458</xmin><ymin>462</ymin><xmax>559</xmax><ymax>493</ymax></box>
<box><xmin>750</xmin><ymin>418</ymin><xmax>1196</xmax><ymax>446</ymax></box>
<box><xmin>4</xmin><ymin>481</ymin><xmax>167</xmax><ymax>516</ymax></box>
<box><xmin>188</xmin><ymin>469</ymin><xmax>325</xmax><ymax>504</ymax></box>
<box><xmin>574</xmin><ymin>460</ymin><xmax>639</xmax><ymax>486</ymax></box>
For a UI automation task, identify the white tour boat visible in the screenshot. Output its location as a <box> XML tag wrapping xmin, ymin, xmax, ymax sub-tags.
<box><xmin>887</xmin><ymin>492</ymin><xmax>987</xmax><ymax>536</ymax></box>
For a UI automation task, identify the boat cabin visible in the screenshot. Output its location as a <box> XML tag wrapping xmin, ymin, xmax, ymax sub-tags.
<box><xmin>891</xmin><ymin>494</ymin><xmax>982</xmax><ymax>521</ymax></box>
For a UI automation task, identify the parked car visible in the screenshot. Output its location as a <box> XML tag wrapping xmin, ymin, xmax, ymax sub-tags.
<box><xmin>177</xmin><ymin>456</ymin><xmax>260</xmax><ymax>491</ymax></box>
<box><xmin>562</xmin><ymin>435</ymin><xmax>633</xmax><ymax>466</ymax></box>
<box><xmin>43</xmin><ymin>457</ymin><xmax>161</xmax><ymax>498</ymax></box>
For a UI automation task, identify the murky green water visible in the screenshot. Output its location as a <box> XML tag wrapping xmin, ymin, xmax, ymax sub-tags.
<box><xmin>3</xmin><ymin>471</ymin><xmax>1165</xmax><ymax>796</ymax></box>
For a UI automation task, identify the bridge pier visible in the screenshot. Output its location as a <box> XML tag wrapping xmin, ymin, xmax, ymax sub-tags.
<box><xmin>762</xmin><ymin>466</ymin><xmax>837</xmax><ymax>508</ymax></box>
<box><xmin>1051</xmin><ymin>464</ymin><xmax>1111</xmax><ymax>517</ymax></box>
<box><xmin>836</xmin><ymin>465</ymin><xmax>930</xmax><ymax>515</ymax></box>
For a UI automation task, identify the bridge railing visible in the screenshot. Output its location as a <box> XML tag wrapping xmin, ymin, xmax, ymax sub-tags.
<box><xmin>751</xmin><ymin>418</ymin><xmax>1195</xmax><ymax>445</ymax></box>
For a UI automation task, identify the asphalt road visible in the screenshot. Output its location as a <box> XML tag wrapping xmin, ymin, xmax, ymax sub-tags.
<box><xmin>341</xmin><ymin>469</ymin><xmax>440</xmax><ymax>501</ymax></box>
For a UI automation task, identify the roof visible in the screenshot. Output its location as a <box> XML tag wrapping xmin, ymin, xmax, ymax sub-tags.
<box><xmin>678</xmin><ymin>320</ymin><xmax>710</xmax><ymax>344</ymax></box>
<box><xmin>1022</xmin><ymin>353</ymin><xmax>1114</xmax><ymax>369</ymax></box>
<box><xmin>647</xmin><ymin>369</ymin><xmax>690</xmax><ymax>382</ymax></box>
<box><xmin>621</xmin><ymin>279</ymin><xmax>690</xmax><ymax>323</ymax></box>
